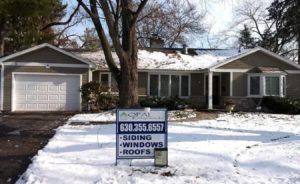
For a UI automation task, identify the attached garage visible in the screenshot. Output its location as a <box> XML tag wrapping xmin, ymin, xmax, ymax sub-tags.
<box><xmin>0</xmin><ymin>43</ymin><xmax>95</xmax><ymax>112</ymax></box>
<box><xmin>12</xmin><ymin>73</ymin><xmax>81</xmax><ymax>111</ymax></box>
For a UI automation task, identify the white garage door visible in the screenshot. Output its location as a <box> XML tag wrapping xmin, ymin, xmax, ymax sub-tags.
<box><xmin>13</xmin><ymin>74</ymin><xmax>81</xmax><ymax>111</ymax></box>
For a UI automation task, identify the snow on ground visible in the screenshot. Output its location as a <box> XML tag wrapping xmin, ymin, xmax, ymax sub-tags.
<box><xmin>17</xmin><ymin>113</ymin><xmax>300</xmax><ymax>184</ymax></box>
<box><xmin>69</xmin><ymin>110</ymin><xmax>197</xmax><ymax>122</ymax></box>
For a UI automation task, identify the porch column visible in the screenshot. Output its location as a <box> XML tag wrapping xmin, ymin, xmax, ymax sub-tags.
<box><xmin>208</xmin><ymin>71</ymin><xmax>213</xmax><ymax>110</ymax></box>
<box><xmin>88</xmin><ymin>68</ymin><xmax>93</xmax><ymax>82</ymax></box>
<box><xmin>229</xmin><ymin>72</ymin><xmax>233</xmax><ymax>96</ymax></box>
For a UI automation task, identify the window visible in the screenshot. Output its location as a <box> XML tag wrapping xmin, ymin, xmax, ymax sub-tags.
<box><xmin>250</xmin><ymin>76</ymin><xmax>260</xmax><ymax>95</ymax></box>
<box><xmin>160</xmin><ymin>75</ymin><xmax>169</xmax><ymax>97</ymax></box>
<box><xmin>150</xmin><ymin>75</ymin><xmax>159</xmax><ymax>96</ymax></box>
<box><xmin>100</xmin><ymin>73</ymin><xmax>109</xmax><ymax>87</ymax></box>
<box><xmin>181</xmin><ymin>75</ymin><xmax>189</xmax><ymax>97</ymax></box>
<box><xmin>99</xmin><ymin>72</ymin><xmax>112</xmax><ymax>92</ymax></box>
<box><xmin>171</xmin><ymin>75</ymin><xmax>180</xmax><ymax>97</ymax></box>
<box><xmin>248</xmin><ymin>74</ymin><xmax>285</xmax><ymax>97</ymax></box>
<box><xmin>148</xmin><ymin>74</ymin><xmax>190</xmax><ymax>98</ymax></box>
<box><xmin>265</xmin><ymin>76</ymin><xmax>280</xmax><ymax>96</ymax></box>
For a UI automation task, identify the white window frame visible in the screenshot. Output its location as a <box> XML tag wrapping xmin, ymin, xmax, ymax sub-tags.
<box><xmin>148</xmin><ymin>73</ymin><xmax>191</xmax><ymax>98</ymax></box>
<box><xmin>282</xmin><ymin>75</ymin><xmax>286</xmax><ymax>96</ymax></box>
<box><xmin>247</xmin><ymin>73</ymin><xmax>286</xmax><ymax>98</ymax></box>
<box><xmin>99</xmin><ymin>72</ymin><xmax>111</xmax><ymax>88</ymax></box>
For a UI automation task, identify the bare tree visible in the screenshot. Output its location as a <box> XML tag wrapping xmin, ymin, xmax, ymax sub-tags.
<box><xmin>137</xmin><ymin>0</ymin><xmax>206</xmax><ymax>48</ymax></box>
<box><xmin>232</xmin><ymin>0</ymin><xmax>297</xmax><ymax>60</ymax></box>
<box><xmin>79</xmin><ymin>28</ymin><xmax>101</xmax><ymax>50</ymax></box>
<box><xmin>79</xmin><ymin>0</ymin><xmax>147</xmax><ymax>107</ymax></box>
<box><xmin>45</xmin><ymin>0</ymin><xmax>149</xmax><ymax>107</ymax></box>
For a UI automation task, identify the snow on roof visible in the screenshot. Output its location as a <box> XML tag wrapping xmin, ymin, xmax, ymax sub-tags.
<box><xmin>73</xmin><ymin>48</ymin><xmax>253</xmax><ymax>71</ymax></box>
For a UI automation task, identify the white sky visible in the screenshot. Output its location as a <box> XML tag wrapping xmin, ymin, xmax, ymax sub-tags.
<box><xmin>63</xmin><ymin>0</ymin><xmax>271</xmax><ymax>49</ymax></box>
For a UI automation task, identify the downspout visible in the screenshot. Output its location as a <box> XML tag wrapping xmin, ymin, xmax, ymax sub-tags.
<box><xmin>0</xmin><ymin>63</ymin><xmax>4</xmax><ymax>111</ymax></box>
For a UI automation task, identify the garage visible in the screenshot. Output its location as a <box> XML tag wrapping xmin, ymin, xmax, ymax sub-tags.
<box><xmin>12</xmin><ymin>73</ymin><xmax>81</xmax><ymax>111</ymax></box>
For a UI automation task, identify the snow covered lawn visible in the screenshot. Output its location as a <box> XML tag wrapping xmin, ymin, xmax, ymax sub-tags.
<box><xmin>17</xmin><ymin>113</ymin><xmax>300</xmax><ymax>184</ymax></box>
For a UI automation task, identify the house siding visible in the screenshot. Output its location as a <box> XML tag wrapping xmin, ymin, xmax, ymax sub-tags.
<box><xmin>93</xmin><ymin>70</ymin><xmax>148</xmax><ymax>95</ymax></box>
<box><xmin>189</xmin><ymin>96</ymin><xmax>206</xmax><ymax>108</ymax></box>
<box><xmin>3</xmin><ymin>66</ymin><xmax>89</xmax><ymax>111</ymax></box>
<box><xmin>190</xmin><ymin>73</ymin><xmax>204</xmax><ymax>97</ymax></box>
<box><xmin>286</xmin><ymin>74</ymin><xmax>300</xmax><ymax>98</ymax></box>
<box><xmin>5</xmin><ymin>47</ymin><xmax>85</xmax><ymax>65</ymax></box>
<box><xmin>232</xmin><ymin>73</ymin><xmax>247</xmax><ymax>96</ymax></box>
<box><xmin>219</xmin><ymin>51</ymin><xmax>297</xmax><ymax>70</ymax></box>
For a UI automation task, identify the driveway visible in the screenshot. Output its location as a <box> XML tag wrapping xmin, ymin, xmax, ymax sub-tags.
<box><xmin>0</xmin><ymin>112</ymin><xmax>73</xmax><ymax>184</ymax></box>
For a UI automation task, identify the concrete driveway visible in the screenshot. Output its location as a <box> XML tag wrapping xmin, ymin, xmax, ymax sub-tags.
<box><xmin>0</xmin><ymin>112</ymin><xmax>73</xmax><ymax>184</ymax></box>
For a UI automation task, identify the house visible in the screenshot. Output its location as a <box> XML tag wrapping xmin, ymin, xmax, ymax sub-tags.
<box><xmin>0</xmin><ymin>43</ymin><xmax>299</xmax><ymax>112</ymax></box>
<box><xmin>74</xmin><ymin>46</ymin><xmax>300</xmax><ymax>111</ymax></box>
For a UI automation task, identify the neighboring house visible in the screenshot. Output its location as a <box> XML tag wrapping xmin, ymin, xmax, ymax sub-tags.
<box><xmin>0</xmin><ymin>43</ymin><xmax>299</xmax><ymax>112</ymax></box>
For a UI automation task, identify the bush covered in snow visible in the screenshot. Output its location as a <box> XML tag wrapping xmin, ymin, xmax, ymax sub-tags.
<box><xmin>262</xmin><ymin>96</ymin><xmax>300</xmax><ymax>114</ymax></box>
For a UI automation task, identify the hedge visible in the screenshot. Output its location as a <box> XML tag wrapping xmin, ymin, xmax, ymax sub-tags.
<box><xmin>261</xmin><ymin>96</ymin><xmax>300</xmax><ymax>114</ymax></box>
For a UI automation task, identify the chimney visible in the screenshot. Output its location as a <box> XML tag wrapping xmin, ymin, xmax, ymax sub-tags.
<box><xmin>182</xmin><ymin>44</ymin><xmax>188</xmax><ymax>54</ymax></box>
<box><xmin>149</xmin><ymin>34</ymin><xmax>164</xmax><ymax>48</ymax></box>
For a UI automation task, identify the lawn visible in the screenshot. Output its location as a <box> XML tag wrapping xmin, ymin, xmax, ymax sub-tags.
<box><xmin>16</xmin><ymin>112</ymin><xmax>300</xmax><ymax>184</ymax></box>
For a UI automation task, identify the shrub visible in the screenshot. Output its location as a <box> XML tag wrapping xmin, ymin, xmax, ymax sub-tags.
<box><xmin>261</xmin><ymin>96</ymin><xmax>300</xmax><ymax>114</ymax></box>
<box><xmin>139</xmin><ymin>96</ymin><xmax>189</xmax><ymax>110</ymax></box>
<box><xmin>81</xmin><ymin>81</ymin><xmax>118</xmax><ymax>111</ymax></box>
<box><xmin>224</xmin><ymin>99</ymin><xmax>235</xmax><ymax>106</ymax></box>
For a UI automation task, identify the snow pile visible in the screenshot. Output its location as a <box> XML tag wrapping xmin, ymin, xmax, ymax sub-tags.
<box><xmin>17</xmin><ymin>113</ymin><xmax>300</xmax><ymax>184</ymax></box>
<box><xmin>73</xmin><ymin>48</ymin><xmax>252</xmax><ymax>70</ymax></box>
<box><xmin>168</xmin><ymin>110</ymin><xmax>196</xmax><ymax>120</ymax></box>
<box><xmin>69</xmin><ymin>110</ymin><xmax>197</xmax><ymax>123</ymax></box>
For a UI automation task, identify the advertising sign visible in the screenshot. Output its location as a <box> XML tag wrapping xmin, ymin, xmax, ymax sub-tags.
<box><xmin>116</xmin><ymin>109</ymin><xmax>168</xmax><ymax>159</ymax></box>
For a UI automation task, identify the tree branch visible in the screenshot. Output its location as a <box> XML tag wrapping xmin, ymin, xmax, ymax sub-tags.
<box><xmin>132</xmin><ymin>0</ymin><xmax>148</xmax><ymax>23</ymax></box>
<box><xmin>99</xmin><ymin>0</ymin><xmax>124</xmax><ymax>58</ymax></box>
<box><xmin>42</xmin><ymin>3</ymin><xmax>80</xmax><ymax>30</ymax></box>
<box><xmin>77</xmin><ymin>0</ymin><xmax>120</xmax><ymax>80</ymax></box>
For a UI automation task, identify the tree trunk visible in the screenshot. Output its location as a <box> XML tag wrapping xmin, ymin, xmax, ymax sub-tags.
<box><xmin>298</xmin><ymin>35</ymin><xmax>300</xmax><ymax>63</ymax></box>
<box><xmin>118</xmin><ymin>56</ymin><xmax>139</xmax><ymax>108</ymax></box>
<box><xmin>297</xmin><ymin>0</ymin><xmax>300</xmax><ymax>63</ymax></box>
<box><xmin>0</xmin><ymin>37</ymin><xmax>4</xmax><ymax>57</ymax></box>
<box><xmin>0</xmin><ymin>18</ymin><xmax>5</xmax><ymax>57</ymax></box>
<box><xmin>118</xmin><ymin>0</ymin><xmax>139</xmax><ymax>108</ymax></box>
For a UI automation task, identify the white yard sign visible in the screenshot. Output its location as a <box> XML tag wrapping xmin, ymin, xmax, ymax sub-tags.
<box><xmin>116</xmin><ymin>109</ymin><xmax>168</xmax><ymax>159</ymax></box>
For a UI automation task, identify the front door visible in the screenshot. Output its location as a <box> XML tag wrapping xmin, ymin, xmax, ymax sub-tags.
<box><xmin>205</xmin><ymin>75</ymin><xmax>220</xmax><ymax>106</ymax></box>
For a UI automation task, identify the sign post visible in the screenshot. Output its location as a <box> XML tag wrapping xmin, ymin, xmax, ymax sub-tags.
<box><xmin>116</xmin><ymin>108</ymin><xmax>168</xmax><ymax>165</ymax></box>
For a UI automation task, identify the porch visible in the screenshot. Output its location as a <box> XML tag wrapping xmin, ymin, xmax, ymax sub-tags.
<box><xmin>205</xmin><ymin>71</ymin><xmax>233</xmax><ymax>110</ymax></box>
